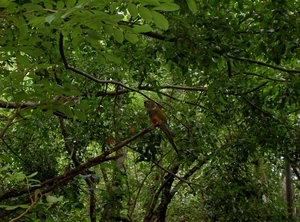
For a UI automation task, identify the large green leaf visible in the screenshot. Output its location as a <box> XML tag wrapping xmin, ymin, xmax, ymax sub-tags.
<box><xmin>187</xmin><ymin>0</ymin><xmax>197</xmax><ymax>13</ymax></box>
<box><xmin>113</xmin><ymin>29</ymin><xmax>124</xmax><ymax>43</ymax></box>
<box><xmin>151</xmin><ymin>11</ymin><xmax>169</xmax><ymax>30</ymax></box>
<box><xmin>125</xmin><ymin>33</ymin><xmax>139</xmax><ymax>43</ymax></box>
<box><xmin>136</xmin><ymin>0</ymin><xmax>160</xmax><ymax>6</ymax></box>
<box><xmin>133</xmin><ymin>24</ymin><xmax>152</xmax><ymax>33</ymax></box>
<box><xmin>153</xmin><ymin>3</ymin><xmax>180</xmax><ymax>11</ymax></box>
<box><xmin>139</xmin><ymin>7</ymin><xmax>152</xmax><ymax>22</ymax></box>
<box><xmin>128</xmin><ymin>3</ymin><xmax>139</xmax><ymax>17</ymax></box>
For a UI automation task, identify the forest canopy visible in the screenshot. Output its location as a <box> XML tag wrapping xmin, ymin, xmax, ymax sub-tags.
<box><xmin>1</xmin><ymin>0</ymin><xmax>300</xmax><ymax>221</ymax></box>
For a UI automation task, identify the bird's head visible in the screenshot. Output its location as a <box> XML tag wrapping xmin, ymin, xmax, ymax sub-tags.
<box><xmin>144</xmin><ymin>100</ymin><xmax>156</xmax><ymax>109</ymax></box>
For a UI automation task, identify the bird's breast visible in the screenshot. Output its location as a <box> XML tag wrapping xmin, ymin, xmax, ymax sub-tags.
<box><xmin>150</xmin><ymin>117</ymin><xmax>160</xmax><ymax>124</ymax></box>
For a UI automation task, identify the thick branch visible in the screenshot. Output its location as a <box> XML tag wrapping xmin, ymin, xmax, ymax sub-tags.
<box><xmin>0</xmin><ymin>124</ymin><xmax>156</xmax><ymax>203</ymax></box>
<box><xmin>141</xmin><ymin>31</ymin><xmax>177</xmax><ymax>42</ymax></box>
<box><xmin>0</xmin><ymin>100</ymin><xmax>69</xmax><ymax>119</ymax></box>
<box><xmin>143</xmin><ymin>164</ymin><xmax>180</xmax><ymax>222</ymax></box>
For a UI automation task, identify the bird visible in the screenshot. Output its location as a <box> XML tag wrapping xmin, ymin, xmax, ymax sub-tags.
<box><xmin>144</xmin><ymin>100</ymin><xmax>178</xmax><ymax>154</ymax></box>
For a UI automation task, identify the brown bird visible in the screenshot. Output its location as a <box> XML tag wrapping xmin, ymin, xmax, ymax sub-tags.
<box><xmin>144</xmin><ymin>100</ymin><xmax>178</xmax><ymax>154</ymax></box>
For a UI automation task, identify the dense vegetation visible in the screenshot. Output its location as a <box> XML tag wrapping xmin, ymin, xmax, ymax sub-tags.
<box><xmin>1</xmin><ymin>0</ymin><xmax>300</xmax><ymax>221</ymax></box>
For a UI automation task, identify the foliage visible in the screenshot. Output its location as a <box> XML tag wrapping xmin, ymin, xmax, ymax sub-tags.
<box><xmin>1</xmin><ymin>0</ymin><xmax>300</xmax><ymax>221</ymax></box>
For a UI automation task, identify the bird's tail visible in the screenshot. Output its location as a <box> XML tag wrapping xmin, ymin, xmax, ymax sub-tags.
<box><xmin>161</xmin><ymin>123</ymin><xmax>178</xmax><ymax>154</ymax></box>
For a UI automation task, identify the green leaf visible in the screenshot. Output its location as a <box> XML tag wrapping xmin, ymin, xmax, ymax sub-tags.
<box><xmin>207</xmin><ymin>84</ymin><xmax>216</xmax><ymax>100</ymax></box>
<box><xmin>102</xmin><ymin>18</ymin><xmax>118</xmax><ymax>26</ymax></box>
<box><xmin>74</xmin><ymin>109</ymin><xmax>87</xmax><ymax>121</ymax></box>
<box><xmin>97</xmin><ymin>54</ymin><xmax>106</xmax><ymax>64</ymax></box>
<box><xmin>133</xmin><ymin>24</ymin><xmax>152</xmax><ymax>33</ymax></box>
<box><xmin>110</xmin><ymin>14</ymin><xmax>124</xmax><ymax>22</ymax></box>
<box><xmin>152</xmin><ymin>11</ymin><xmax>169</xmax><ymax>30</ymax></box>
<box><xmin>125</xmin><ymin>33</ymin><xmax>139</xmax><ymax>43</ymax></box>
<box><xmin>67</xmin><ymin>0</ymin><xmax>76</xmax><ymax>8</ymax></box>
<box><xmin>103</xmin><ymin>53</ymin><xmax>121</xmax><ymax>64</ymax></box>
<box><xmin>136</xmin><ymin>0</ymin><xmax>160</xmax><ymax>6</ymax></box>
<box><xmin>75</xmin><ymin>102</ymin><xmax>90</xmax><ymax>110</ymax></box>
<box><xmin>139</xmin><ymin>7</ymin><xmax>152</xmax><ymax>22</ymax></box>
<box><xmin>27</xmin><ymin>172</ymin><xmax>38</xmax><ymax>178</ymax></box>
<box><xmin>104</xmin><ymin>24</ymin><xmax>114</xmax><ymax>35</ymax></box>
<box><xmin>0</xmin><ymin>205</ymin><xmax>29</xmax><ymax>210</ymax></box>
<box><xmin>72</xmin><ymin>35</ymin><xmax>84</xmax><ymax>47</ymax></box>
<box><xmin>44</xmin><ymin>2</ymin><xmax>53</xmax><ymax>9</ymax></box>
<box><xmin>5</xmin><ymin>206</ymin><xmax>20</xmax><ymax>210</ymax></box>
<box><xmin>45</xmin><ymin>14</ymin><xmax>55</xmax><ymax>24</ymax></box>
<box><xmin>218</xmin><ymin>94</ymin><xmax>227</xmax><ymax>105</ymax></box>
<box><xmin>18</xmin><ymin>16</ymin><xmax>28</xmax><ymax>36</ymax></box>
<box><xmin>0</xmin><ymin>165</ymin><xmax>9</xmax><ymax>173</ymax></box>
<box><xmin>57</xmin><ymin>1</ymin><xmax>65</xmax><ymax>9</ymax></box>
<box><xmin>0</xmin><ymin>0</ymin><xmax>9</xmax><ymax>8</ymax></box>
<box><xmin>113</xmin><ymin>29</ymin><xmax>124</xmax><ymax>43</ymax></box>
<box><xmin>110</xmin><ymin>2</ymin><xmax>119</xmax><ymax>12</ymax></box>
<box><xmin>16</xmin><ymin>54</ymin><xmax>31</xmax><ymax>67</ymax></box>
<box><xmin>86</xmin><ymin>37</ymin><xmax>101</xmax><ymax>48</ymax></box>
<box><xmin>119</xmin><ymin>25</ymin><xmax>133</xmax><ymax>32</ymax></box>
<box><xmin>57</xmin><ymin>105</ymin><xmax>73</xmax><ymax>118</ymax></box>
<box><xmin>13</xmin><ymin>91</ymin><xmax>28</xmax><ymax>102</ymax></box>
<box><xmin>61</xmin><ymin>7</ymin><xmax>80</xmax><ymax>19</ymax></box>
<box><xmin>7</xmin><ymin>173</ymin><xmax>26</xmax><ymax>182</ymax></box>
<box><xmin>128</xmin><ymin>3</ymin><xmax>139</xmax><ymax>17</ymax></box>
<box><xmin>29</xmin><ymin>16</ymin><xmax>45</xmax><ymax>27</ymax></box>
<box><xmin>93</xmin><ymin>11</ymin><xmax>110</xmax><ymax>20</ymax></box>
<box><xmin>88</xmin><ymin>30</ymin><xmax>102</xmax><ymax>40</ymax></box>
<box><xmin>19</xmin><ymin>205</ymin><xmax>30</xmax><ymax>209</ymax></box>
<box><xmin>45</xmin><ymin>109</ymin><xmax>53</xmax><ymax>117</ymax></box>
<box><xmin>153</xmin><ymin>3</ymin><xmax>180</xmax><ymax>11</ymax></box>
<box><xmin>46</xmin><ymin>195</ymin><xmax>63</xmax><ymax>203</ymax></box>
<box><xmin>22</xmin><ymin>3</ymin><xmax>44</xmax><ymax>11</ymax></box>
<box><xmin>187</xmin><ymin>0</ymin><xmax>197</xmax><ymax>13</ymax></box>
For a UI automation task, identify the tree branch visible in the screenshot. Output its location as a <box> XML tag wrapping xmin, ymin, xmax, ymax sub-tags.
<box><xmin>0</xmin><ymin>124</ymin><xmax>156</xmax><ymax>203</ymax></box>
<box><xmin>59</xmin><ymin>33</ymin><xmax>151</xmax><ymax>100</ymax></box>
<box><xmin>152</xmin><ymin>161</ymin><xmax>202</xmax><ymax>187</ymax></box>
<box><xmin>239</xmin><ymin>81</ymin><xmax>269</xmax><ymax>95</ymax></box>
<box><xmin>228</xmin><ymin>55</ymin><xmax>300</xmax><ymax>74</ymax></box>
<box><xmin>243</xmin><ymin>72</ymin><xmax>288</xmax><ymax>82</ymax></box>
<box><xmin>241</xmin><ymin>96</ymin><xmax>275</xmax><ymax>119</ymax></box>
<box><xmin>292</xmin><ymin>165</ymin><xmax>300</xmax><ymax>182</ymax></box>
<box><xmin>0</xmin><ymin>100</ymin><xmax>69</xmax><ymax>119</ymax></box>
<box><xmin>0</xmin><ymin>111</ymin><xmax>19</xmax><ymax>139</ymax></box>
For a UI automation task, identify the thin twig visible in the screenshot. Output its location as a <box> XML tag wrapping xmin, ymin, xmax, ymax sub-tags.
<box><xmin>9</xmin><ymin>190</ymin><xmax>41</xmax><ymax>222</ymax></box>
<box><xmin>227</xmin><ymin>54</ymin><xmax>300</xmax><ymax>74</ymax></box>
<box><xmin>59</xmin><ymin>33</ymin><xmax>151</xmax><ymax>100</ymax></box>
<box><xmin>152</xmin><ymin>161</ymin><xmax>202</xmax><ymax>187</ymax></box>
<box><xmin>239</xmin><ymin>81</ymin><xmax>269</xmax><ymax>95</ymax></box>
<box><xmin>243</xmin><ymin>72</ymin><xmax>288</xmax><ymax>82</ymax></box>
<box><xmin>0</xmin><ymin>111</ymin><xmax>19</xmax><ymax>139</ymax></box>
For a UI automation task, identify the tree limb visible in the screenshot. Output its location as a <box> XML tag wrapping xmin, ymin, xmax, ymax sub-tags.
<box><xmin>0</xmin><ymin>124</ymin><xmax>156</xmax><ymax>203</ymax></box>
<box><xmin>59</xmin><ymin>33</ymin><xmax>151</xmax><ymax>100</ymax></box>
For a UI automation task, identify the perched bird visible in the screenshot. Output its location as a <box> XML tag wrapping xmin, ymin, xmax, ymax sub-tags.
<box><xmin>144</xmin><ymin>100</ymin><xmax>178</xmax><ymax>154</ymax></box>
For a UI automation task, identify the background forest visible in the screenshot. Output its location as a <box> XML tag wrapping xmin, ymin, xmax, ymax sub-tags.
<box><xmin>1</xmin><ymin>0</ymin><xmax>300</xmax><ymax>221</ymax></box>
